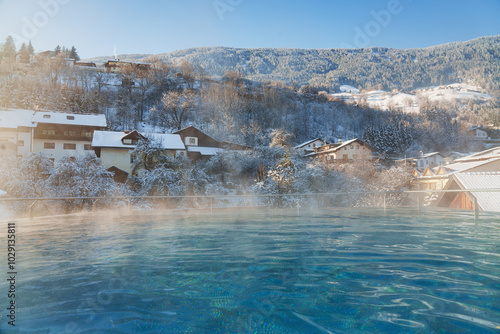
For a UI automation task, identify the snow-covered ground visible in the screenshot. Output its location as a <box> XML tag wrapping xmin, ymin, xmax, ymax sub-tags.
<box><xmin>331</xmin><ymin>83</ymin><xmax>491</xmax><ymax>113</ymax></box>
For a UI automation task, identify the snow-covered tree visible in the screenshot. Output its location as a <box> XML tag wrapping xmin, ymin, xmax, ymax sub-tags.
<box><xmin>1</xmin><ymin>36</ymin><xmax>16</xmax><ymax>60</ymax></box>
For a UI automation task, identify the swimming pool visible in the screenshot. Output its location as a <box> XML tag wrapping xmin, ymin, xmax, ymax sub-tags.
<box><xmin>1</xmin><ymin>208</ymin><xmax>500</xmax><ymax>333</ymax></box>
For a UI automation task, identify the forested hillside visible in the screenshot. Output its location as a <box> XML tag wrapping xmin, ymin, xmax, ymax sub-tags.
<box><xmin>87</xmin><ymin>36</ymin><xmax>500</xmax><ymax>93</ymax></box>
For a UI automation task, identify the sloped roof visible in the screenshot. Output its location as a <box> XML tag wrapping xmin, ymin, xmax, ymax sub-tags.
<box><xmin>147</xmin><ymin>133</ymin><xmax>185</xmax><ymax>150</ymax></box>
<box><xmin>441</xmin><ymin>157</ymin><xmax>500</xmax><ymax>174</ymax></box>
<box><xmin>306</xmin><ymin>138</ymin><xmax>375</xmax><ymax>157</ymax></box>
<box><xmin>454</xmin><ymin>172</ymin><xmax>500</xmax><ymax>212</ymax></box>
<box><xmin>92</xmin><ymin>131</ymin><xmax>185</xmax><ymax>150</ymax></box>
<box><xmin>294</xmin><ymin>138</ymin><xmax>323</xmax><ymax>149</ymax></box>
<box><xmin>34</xmin><ymin>111</ymin><xmax>107</xmax><ymax>127</ymax></box>
<box><xmin>0</xmin><ymin>109</ymin><xmax>37</xmax><ymax>128</ymax></box>
<box><xmin>454</xmin><ymin>147</ymin><xmax>500</xmax><ymax>162</ymax></box>
<box><xmin>187</xmin><ymin>146</ymin><xmax>223</xmax><ymax>156</ymax></box>
<box><xmin>420</xmin><ymin>152</ymin><xmax>444</xmax><ymax>158</ymax></box>
<box><xmin>92</xmin><ymin>131</ymin><xmax>130</xmax><ymax>148</ymax></box>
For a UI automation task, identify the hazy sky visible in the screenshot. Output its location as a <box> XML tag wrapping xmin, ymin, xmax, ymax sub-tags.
<box><xmin>0</xmin><ymin>0</ymin><xmax>499</xmax><ymax>59</ymax></box>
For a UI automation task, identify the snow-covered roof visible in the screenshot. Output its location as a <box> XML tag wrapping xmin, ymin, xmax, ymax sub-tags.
<box><xmin>187</xmin><ymin>146</ymin><xmax>223</xmax><ymax>156</ymax></box>
<box><xmin>294</xmin><ymin>138</ymin><xmax>323</xmax><ymax>149</ymax></box>
<box><xmin>92</xmin><ymin>131</ymin><xmax>130</xmax><ymax>148</ymax></box>
<box><xmin>441</xmin><ymin>157</ymin><xmax>500</xmax><ymax>174</ymax></box>
<box><xmin>34</xmin><ymin>111</ymin><xmax>107</xmax><ymax>127</ymax></box>
<box><xmin>306</xmin><ymin>138</ymin><xmax>369</xmax><ymax>156</ymax></box>
<box><xmin>454</xmin><ymin>172</ymin><xmax>500</xmax><ymax>213</ymax></box>
<box><xmin>0</xmin><ymin>109</ymin><xmax>37</xmax><ymax>128</ymax></box>
<box><xmin>147</xmin><ymin>133</ymin><xmax>185</xmax><ymax>150</ymax></box>
<box><xmin>454</xmin><ymin>147</ymin><xmax>500</xmax><ymax>162</ymax></box>
<box><xmin>420</xmin><ymin>152</ymin><xmax>443</xmax><ymax>159</ymax></box>
<box><xmin>92</xmin><ymin>131</ymin><xmax>185</xmax><ymax>150</ymax></box>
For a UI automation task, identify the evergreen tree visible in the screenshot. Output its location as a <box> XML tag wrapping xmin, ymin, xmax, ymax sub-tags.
<box><xmin>2</xmin><ymin>36</ymin><xmax>17</xmax><ymax>59</ymax></box>
<box><xmin>18</xmin><ymin>43</ymin><xmax>30</xmax><ymax>63</ymax></box>
<box><xmin>53</xmin><ymin>45</ymin><xmax>62</xmax><ymax>56</ymax></box>
<box><xmin>27</xmin><ymin>41</ymin><xmax>34</xmax><ymax>56</ymax></box>
<box><xmin>69</xmin><ymin>46</ymin><xmax>80</xmax><ymax>61</ymax></box>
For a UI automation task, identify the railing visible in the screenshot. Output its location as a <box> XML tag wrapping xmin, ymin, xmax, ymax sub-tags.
<box><xmin>0</xmin><ymin>188</ymin><xmax>499</xmax><ymax>219</ymax></box>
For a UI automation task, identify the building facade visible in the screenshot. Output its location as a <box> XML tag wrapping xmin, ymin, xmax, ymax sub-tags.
<box><xmin>306</xmin><ymin>138</ymin><xmax>375</xmax><ymax>163</ymax></box>
<box><xmin>0</xmin><ymin>109</ymin><xmax>106</xmax><ymax>160</ymax></box>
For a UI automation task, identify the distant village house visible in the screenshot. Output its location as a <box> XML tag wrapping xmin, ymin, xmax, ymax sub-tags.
<box><xmin>306</xmin><ymin>138</ymin><xmax>375</xmax><ymax>163</ymax></box>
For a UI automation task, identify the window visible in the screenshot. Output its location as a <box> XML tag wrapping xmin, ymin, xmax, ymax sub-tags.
<box><xmin>356</xmin><ymin>145</ymin><xmax>359</xmax><ymax>149</ymax></box>
<box><xmin>130</xmin><ymin>155</ymin><xmax>134</xmax><ymax>163</ymax></box>
<box><xmin>63</xmin><ymin>143</ymin><xmax>76</xmax><ymax>150</ymax></box>
<box><xmin>43</xmin><ymin>114</ymin><xmax>51</xmax><ymax>119</ymax></box>
<box><xmin>64</xmin><ymin>130</ymin><xmax>77</xmax><ymax>136</ymax></box>
<box><xmin>185</xmin><ymin>137</ymin><xmax>198</xmax><ymax>146</ymax></box>
<box><xmin>66</xmin><ymin>115</ymin><xmax>75</xmax><ymax>120</ymax></box>
<box><xmin>42</xmin><ymin>129</ymin><xmax>56</xmax><ymax>135</ymax></box>
<box><xmin>84</xmin><ymin>144</ymin><xmax>92</xmax><ymax>150</ymax></box>
<box><xmin>350</xmin><ymin>145</ymin><xmax>353</xmax><ymax>149</ymax></box>
<box><xmin>18</xmin><ymin>140</ymin><xmax>24</xmax><ymax>147</ymax></box>
<box><xmin>44</xmin><ymin>142</ymin><xmax>55</xmax><ymax>149</ymax></box>
<box><xmin>84</xmin><ymin>131</ymin><xmax>93</xmax><ymax>137</ymax></box>
<box><xmin>123</xmin><ymin>139</ymin><xmax>133</xmax><ymax>145</ymax></box>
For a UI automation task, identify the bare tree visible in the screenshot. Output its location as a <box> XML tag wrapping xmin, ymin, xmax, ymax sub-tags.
<box><xmin>180</xmin><ymin>61</ymin><xmax>195</xmax><ymax>89</ymax></box>
<box><xmin>160</xmin><ymin>89</ymin><xmax>195</xmax><ymax>130</ymax></box>
<box><xmin>93</xmin><ymin>70</ymin><xmax>110</xmax><ymax>94</ymax></box>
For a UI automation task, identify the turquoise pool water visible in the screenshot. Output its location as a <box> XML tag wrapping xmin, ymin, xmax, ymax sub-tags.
<box><xmin>1</xmin><ymin>208</ymin><xmax>500</xmax><ymax>333</ymax></box>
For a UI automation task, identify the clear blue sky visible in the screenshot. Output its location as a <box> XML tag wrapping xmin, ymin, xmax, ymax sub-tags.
<box><xmin>0</xmin><ymin>0</ymin><xmax>499</xmax><ymax>59</ymax></box>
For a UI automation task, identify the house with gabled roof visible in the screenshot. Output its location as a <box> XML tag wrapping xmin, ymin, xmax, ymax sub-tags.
<box><xmin>294</xmin><ymin>138</ymin><xmax>325</xmax><ymax>156</ymax></box>
<box><xmin>435</xmin><ymin>172</ymin><xmax>500</xmax><ymax>212</ymax></box>
<box><xmin>0</xmin><ymin>109</ymin><xmax>106</xmax><ymax>160</ymax></box>
<box><xmin>306</xmin><ymin>138</ymin><xmax>375</xmax><ymax>163</ymax></box>
<box><xmin>397</xmin><ymin>152</ymin><xmax>447</xmax><ymax>169</ymax></box>
<box><xmin>92</xmin><ymin>130</ymin><xmax>186</xmax><ymax>180</ymax></box>
<box><xmin>468</xmin><ymin>126</ymin><xmax>488</xmax><ymax>141</ymax></box>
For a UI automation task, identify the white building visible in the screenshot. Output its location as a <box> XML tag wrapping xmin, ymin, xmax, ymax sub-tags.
<box><xmin>306</xmin><ymin>138</ymin><xmax>375</xmax><ymax>163</ymax></box>
<box><xmin>468</xmin><ymin>126</ymin><xmax>488</xmax><ymax>140</ymax></box>
<box><xmin>415</xmin><ymin>152</ymin><xmax>447</xmax><ymax>169</ymax></box>
<box><xmin>294</xmin><ymin>138</ymin><xmax>325</xmax><ymax>156</ymax></box>
<box><xmin>0</xmin><ymin>109</ymin><xmax>107</xmax><ymax>160</ymax></box>
<box><xmin>92</xmin><ymin>130</ymin><xmax>186</xmax><ymax>178</ymax></box>
<box><xmin>0</xmin><ymin>109</ymin><xmax>36</xmax><ymax>158</ymax></box>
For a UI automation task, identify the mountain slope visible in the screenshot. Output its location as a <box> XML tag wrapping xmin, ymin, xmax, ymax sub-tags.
<box><xmin>86</xmin><ymin>35</ymin><xmax>500</xmax><ymax>92</ymax></box>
